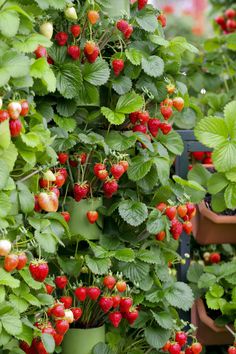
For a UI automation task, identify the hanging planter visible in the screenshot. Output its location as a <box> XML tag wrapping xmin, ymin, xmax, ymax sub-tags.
<box><xmin>103</xmin><ymin>0</ymin><xmax>130</xmax><ymax>18</ymax></box>
<box><xmin>62</xmin><ymin>325</ymin><xmax>105</xmax><ymax>354</ymax></box>
<box><xmin>66</xmin><ymin>197</ymin><xmax>103</xmax><ymax>240</ymax></box>
<box><xmin>191</xmin><ymin>298</ymin><xmax>234</xmax><ymax>346</ymax></box>
<box><xmin>192</xmin><ymin>201</ymin><xmax>236</xmax><ymax>245</ymax></box>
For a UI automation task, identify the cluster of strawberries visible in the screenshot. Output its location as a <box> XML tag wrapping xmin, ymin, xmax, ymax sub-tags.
<box><xmin>0</xmin><ymin>239</ymin><xmax>27</xmax><ymax>272</ymax></box>
<box><xmin>0</xmin><ymin>98</ymin><xmax>29</xmax><ymax>137</ymax></box>
<box><xmin>162</xmin><ymin>332</ymin><xmax>202</xmax><ymax>353</ymax></box>
<box><xmin>191</xmin><ymin>151</ymin><xmax>212</xmax><ymax>165</ymax></box>
<box><xmin>203</xmin><ymin>251</ymin><xmax>221</xmax><ymax>264</ymax></box>
<box><xmin>215</xmin><ymin>8</ymin><xmax>236</xmax><ymax>33</ymax></box>
<box><xmin>160</xmin><ymin>94</ymin><xmax>185</xmax><ymax>119</ymax></box>
<box><xmin>156</xmin><ymin>202</ymin><xmax>196</xmax><ymax>241</ymax></box>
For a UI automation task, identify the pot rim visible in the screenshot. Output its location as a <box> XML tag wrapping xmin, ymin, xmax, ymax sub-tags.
<box><xmin>198</xmin><ymin>201</ymin><xmax>236</xmax><ymax>224</ymax></box>
<box><xmin>67</xmin><ymin>325</ymin><xmax>105</xmax><ymax>331</ymax></box>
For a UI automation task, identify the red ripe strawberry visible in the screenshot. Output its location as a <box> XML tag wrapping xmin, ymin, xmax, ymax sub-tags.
<box><xmin>68</xmin><ymin>45</ymin><xmax>81</xmax><ymax>60</ymax></box>
<box><xmin>103</xmin><ymin>179</ymin><xmax>119</xmax><ymax>198</ymax></box>
<box><xmin>58</xmin><ymin>152</ymin><xmax>68</xmax><ymax>164</ymax></box>
<box><xmin>86</xmin><ymin>211</ymin><xmax>98</xmax><ymax>224</ymax></box>
<box><xmin>161</xmin><ymin>98</ymin><xmax>173</xmax><ymax>107</ymax></box>
<box><xmin>112</xmin><ymin>295</ymin><xmax>121</xmax><ymax>308</ymax></box>
<box><xmin>126</xmin><ymin>309</ymin><xmax>139</xmax><ymax>324</ymax></box>
<box><xmin>133</xmin><ymin>124</ymin><xmax>147</xmax><ymax>134</ymax></box>
<box><xmin>29</xmin><ymin>260</ymin><xmax>49</xmax><ymax>282</ymax></box>
<box><xmin>73</xmin><ymin>183</ymin><xmax>89</xmax><ymax>202</ymax></box>
<box><xmin>160</xmin><ymin>122</ymin><xmax>172</xmax><ymax>135</ymax></box>
<box><xmin>42</xmin><ymin>326</ymin><xmax>56</xmax><ymax>337</ymax></box>
<box><xmin>191</xmin><ymin>343</ymin><xmax>203</xmax><ymax>354</ymax></box>
<box><xmin>119</xmin><ymin>160</ymin><xmax>129</xmax><ymax>172</ymax></box>
<box><xmin>175</xmin><ymin>332</ymin><xmax>187</xmax><ymax>346</ymax></box>
<box><xmin>227</xmin><ymin>19</ymin><xmax>236</xmax><ymax>31</ymax></box>
<box><xmin>209</xmin><ymin>252</ymin><xmax>221</xmax><ymax>264</ymax></box>
<box><xmin>173</xmin><ymin>97</ymin><xmax>184</xmax><ymax>112</ymax></box>
<box><xmin>185</xmin><ymin>347</ymin><xmax>194</xmax><ymax>354</ymax></box>
<box><xmin>215</xmin><ymin>16</ymin><xmax>225</xmax><ymax>25</ymax></box>
<box><xmin>124</xmin><ymin>25</ymin><xmax>133</xmax><ymax>39</ymax></box>
<box><xmin>17</xmin><ymin>252</ymin><xmax>27</xmax><ymax>270</ymax></box>
<box><xmin>129</xmin><ymin>111</ymin><xmax>139</xmax><ymax>124</ymax></box>
<box><xmin>47</xmin><ymin>56</ymin><xmax>54</xmax><ymax>65</ymax></box>
<box><xmin>170</xmin><ymin>219</ymin><xmax>183</xmax><ymax>240</ymax></box>
<box><xmin>19</xmin><ymin>341</ymin><xmax>31</xmax><ymax>353</ymax></box>
<box><xmin>192</xmin><ymin>152</ymin><xmax>205</xmax><ymax>161</ymax></box>
<box><xmin>50</xmin><ymin>186</ymin><xmax>60</xmax><ymax>198</ymax></box>
<box><xmin>156</xmin><ymin>231</ymin><xmax>166</xmax><ymax>241</ymax></box>
<box><xmin>94</xmin><ymin>163</ymin><xmax>106</xmax><ymax>176</ymax></box>
<box><xmin>34</xmin><ymin>195</ymin><xmax>42</xmax><ymax>212</ymax></box>
<box><xmin>51</xmin><ymin>303</ymin><xmax>65</xmax><ymax>318</ymax></box>
<box><xmin>55</xmin><ymin>319</ymin><xmax>69</xmax><ymax>335</ymax></box>
<box><xmin>45</xmin><ymin>283</ymin><xmax>54</xmax><ymax>295</ymax></box>
<box><xmin>34</xmin><ymin>340</ymin><xmax>48</xmax><ymax>354</ymax></box>
<box><xmin>161</xmin><ymin>106</ymin><xmax>173</xmax><ymax>120</ymax></box>
<box><xmin>138</xmin><ymin>111</ymin><xmax>150</xmax><ymax>124</ymax></box>
<box><xmin>116</xmin><ymin>19</ymin><xmax>129</xmax><ymax>33</ymax></box>
<box><xmin>99</xmin><ymin>296</ymin><xmax>113</xmax><ymax>313</ymax></box>
<box><xmin>109</xmin><ymin>311</ymin><xmax>122</xmax><ymax>327</ymax></box>
<box><xmin>228</xmin><ymin>347</ymin><xmax>236</xmax><ymax>354</ymax></box>
<box><xmin>183</xmin><ymin>221</ymin><xmax>193</xmax><ymax>235</ymax></box>
<box><xmin>71</xmin><ymin>307</ymin><xmax>83</xmax><ymax>321</ymax></box>
<box><xmin>169</xmin><ymin>343</ymin><xmax>181</xmax><ymax>354</ymax></box>
<box><xmin>97</xmin><ymin>169</ymin><xmax>108</xmax><ymax>180</ymax></box>
<box><xmin>0</xmin><ymin>110</ymin><xmax>9</xmax><ymax>122</ymax></box>
<box><xmin>165</xmin><ymin>206</ymin><xmax>177</xmax><ymax>220</ymax></box>
<box><xmin>112</xmin><ymin>59</ymin><xmax>124</xmax><ymax>76</ymax></box>
<box><xmin>9</xmin><ymin>119</ymin><xmax>22</xmax><ymax>137</ymax></box>
<box><xmin>4</xmin><ymin>254</ymin><xmax>19</xmax><ymax>272</ymax></box>
<box><xmin>34</xmin><ymin>45</ymin><xmax>47</xmax><ymax>58</ymax></box>
<box><xmin>225</xmin><ymin>8</ymin><xmax>236</xmax><ymax>19</ymax></box>
<box><xmin>58</xmin><ymin>168</ymin><xmax>68</xmax><ymax>180</ymax></box>
<box><xmin>177</xmin><ymin>205</ymin><xmax>187</xmax><ymax>218</ymax></box>
<box><xmin>157</xmin><ymin>13</ymin><xmax>167</xmax><ymax>27</ymax></box>
<box><xmin>55</xmin><ymin>172</ymin><xmax>66</xmax><ymax>188</ymax></box>
<box><xmin>55</xmin><ymin>275</ymin><xmax>68</xmax><ymax>289</ymax></box>
<box><xmin>156</xmin><ymin>202</ymin><xmax>167</xmax><ymax>212</ymax></box>
<box><xmin>203</xmin><ymin>157</ymin><xmax>212</xmax><ymax>164</ymax></box>
<box><xmin>79</xmin><ymin>152</ymin><xmax>87</xmax><ymax>165</ymax></box>
<box><xmin>116</xmin><ymin>280</ymin><xmax>127</xmax><ymax>293</ymax></box>
<box><xmin>162</xmin><ymin>341</ymin><xmax>171</xmax><ymax>351</ymax></box>
<box><xmin>60</xmin><ymin>296</ymin><xmax>73</xmax><ymax>309</ymax></box>
<box><xmin>61</xmin><ymin>211</ymin><xmax>71</xmax><ymax>223</ymax></box>
<box><xmin>87</xmin><ymin>287</ymin><xmax>101</xmax><ymax>301</ymax></box>
<box><xmin>54</xmin><ymin>333</ymin><xmax>64</xmax><ymax>346</ymax></box>
<box><xmin>84</xmin><ymin>46</ymin><xmax>99</xmax><ymax>63</ymax></box>
<box><xmin>75</xmin><ymin>287</ymin><xmax>87</xmax><ymax>301</ymax></box>
<box><xmin>55</xmin><ymin>32</ymin><xmax>68</xmax><ymax>46</ymax></box>
<box><xmin>148</xmin><ymin>118</ymin><xmax>161</xmax><ymax>137</ymax></box>
<box><xmin>138</xmin><ymin>0</ymin><xmax>148</xmax><ymax>10</ymax></box>
<box><xmin>20</xmin><ymin>100</ymin><xmax>29</xmax><ymax>117</ymax></box>
<box><xmin>110</xmin><ymin>164</ymin><xmax>125</xmax><ymax>180</ymax></box>
<box><xmin>119</xmin><ymin>297</ymin><xmax>133</xmax><ymax>313</ymax></box>
<box><xmin>70</xmin><ymin>24</ymin><xmax>81</xmax><ymax>37</ymax></box>
<box><xmin>69</xmin><ymin>159</ymin><xmax>78</xmax><ymax>167</ymax></box>
<box><xmin>103</xmin><ymin>275</ymin><xmax>116</xmax><ymax>289</ymax></box>
<box><xmin>186</xmin><ymin>202</ymin><xmax>196</xmax><ymax>218</ymax></box>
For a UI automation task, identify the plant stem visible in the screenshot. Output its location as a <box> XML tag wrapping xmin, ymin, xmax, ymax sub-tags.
<box><xmin>18</xmin><ymin>168</ymin><xmax>41</xmax><ymax>183</ymax></box>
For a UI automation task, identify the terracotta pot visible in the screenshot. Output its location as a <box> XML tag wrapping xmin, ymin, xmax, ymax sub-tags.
<box><xmin>191</xmin><ymin>298</ymin><xmax>234</xmax><ymax>345</ymax></box>
<box><xmin>192</xmin><ymin>201</ymin><xmax>236</xmax><ymax>245</ymax></box>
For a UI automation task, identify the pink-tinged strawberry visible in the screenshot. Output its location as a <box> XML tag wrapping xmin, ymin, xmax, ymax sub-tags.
<box><xmin>157</xmin><ymin>13</ymin><xmax>167</xmax><ymax>27</ymax></box>
<box><xmin>51</xmin><ymin>303</ymin><xmax>65</xmax><ymax>318</ymax></box>
<box><xmin>97</xmin><ymin>169</ymin><xmax>108</xmax><ymax>180</ymax></box>
<box><xmin>124</xmin><ymin>25</ymin><xmax>133</xmax><ymax>39</ymax></box>
<box><xmin>148</xmin><ymin>118</ymin><xmax>161</xmax><ymax>137</ymax></box>
<box><xmin>70</xmin><ymin>24</ymin><xmax>81</xmax><ymax>37</ymax></box>
<box><xmin>60</xmin><ymin>296</ymin><xmax>73</xmax><ymax>309</ymax></box>
<box><xmin>29</xmin><ymin>260</ymin><xmax>49</xmax><ymax>282</ymax></box>
<box><xmin>58</xmin><ymin>152</ymin><xmax>68</xmax><ymax>164</ymax></box>
<box><xmin>9</xmin><ymin>119</ymin><xmax>22</xmax><ymax>137</ymax></box>
<box><xmin>138</xmin><ymin>0</ymin><xmax>148</xmax><ymax>10</ymax></box>
<box><xmin>34</xmin><ymin>45</ymin><xmax>47</xmax><ymax>58</ymax></box>
<box><xmin>8</xmin><ymin>101</ymin><xmax>22</xmax><ymax>120</ymax></box>
<box><xmin>50</xmin><ymin>186</ymin><xmax>60</xmax><ymax>198</ymax></box>
<box><xmin>103</xmin><ymin>275</ymin><xmax>116</xmax><ymax>289</ymax></box>
<box><xmin>175</xmin><ymin>332</ymin><xmax>187</xmax><ymax>346</ymax></box>
<box><xmin>129</xmin><ymin>111</ymin><xmax>139</xmax><ymax>124</ymax></box>
<box><xmin>138</xmin><ymin>111</ymin><xmax>150</xmax><ymax>124</ymax></box>
<box><xmin>75</xmin><ymin>287</ymin><xmax>87</xmax><ymax>301</ymax></box>
<box><xmin>225</xmin><ymin>8</ymin><xmax>236</xmax><ymax>18</ymax></box>
<box><xmin>20</xmin><ymin>100</ymin><xmax>29</xmax><ymax>117</ymax></box>
<box><xmin>170</xmin><ymin>219</ymin><xmax>183</xmax><ymax>240</ymax></box>
<box><xmin>133</xmin><ymin>124</ymin><xmax>147</xmax><ymax>134</ymax></box>
<box><xmin>55</xmin><ymin>32</ymin><xmax>68</xmax><ymax>46</ymax></box>
<box><xmin>119</xmin><ymin>297</ymin><xmax>133</xmax><ymax>313</ymax></box>
<box><xmin>55</xmin><ymin>172</ymin><xmax>66</xmax><ymax>188</ymax></box>
<box><xmin>160</xmin><ymin>105</ymin><xmax>173</xmax><ymax>120</ymax></box>
<box><xmin>38</xmin><ymin>191</ymin><xmax>58</xmax><ymax>212</ymax></box>
<box><xmin>165</xmin><ymin>206</ymin><xmax>177</xmax><ymax>220</ymax></box>
<box><xmin>55</xmin><ymin>275</ymin><xmax>68</xmax><ymax>289</ymax></box>
<box><xmin>112</xmin><ymin>59</ymin><xmax>124</xmax><ymax>76</ymax></box>
<box><xmin>109</xmin><ymin>312</ymin><xmax>122</xmax><ymax>327</ymax></box>
<box><xmin>68</xmin><ymin>45</ymin><xmax>81</xmax><ymax>60</ymax></box>
<box><xmin>116</xmin><ymin>19</ymin><xmax>129</xmax><ymax>33</ymax></box>
<box><xmin>169</xmin><ymin>343</ymin><xmax>181</xmax><ymax>354</ymax></box>
<box><xmin>55</xmin><ymin>319</ymin><xmax>69</xmax><ymax>335</ymax></box>
<box><xmin>156</xmin><ymin>202</ymin><xmax>167</xmax><ymax>212</ymax></box>
<box><xmin>0</xmin><ymin>110</ymin><xmax>9</xmax><ymax>122</ymax></box>
<box><xmin>99</xmin><ymin>296</ymin><xmax>113</xmax><ymax>313</ymax></box>
<box><xmin>119</xmin><ymin>160</ymin><xmax>129</xmax><ymax>172</ymax></box>
<box><xmin>58</xmin><ymin>167</ymin><xmax>68</xmax><ymax>180</ymax></box>
<box><xmin>71</xmin><ymin>307</ymin><xmax>83</xmax><ymax>321</ymax></box>
<box><xmin>103</xmin><ymin>179</ymin><xmax>119</xmax><ymax>198</ymax></box>
<box><xmin>110</xmin><ymin>164</ymin><xmax>125</xmax><ymax>180</ymax></box>
<box><xmin>61</xmin><ymin>211</ymin><xmax>70</xmax><ymax>223</ymax></box>
<box><xmin>73</xmin><ymin>183</ymin><xmax>89</xmax><ymax>202</ymax></box>
<box><xmin>87</xmin><ymin>287</ymin><xmax>101</xmax><ymax>301</ymax></box>
<box><xmin>112</xmin><ymin>295</ymin><xmax>121</xmax><ymax>308</ymax></box>
<box><xmin>228</xmin><ymin>347</ymin><xmax>236</xmax><ymax>354</ymax></box>
<box><xmin>160</xmin><ymin>122</ymin><xmax>172</xmax><ymax>135</ymax></box>
<box><xmin>84</xmin><ymin>45</ymin><xmax>99</xmax><ymax>63</ymax></box>
<box><xmin>126</xmin><ymin>309</ymin><xmax>139</xmax><ymax>324</ymax></box>
<box><xmin>173</xmin><ymin>97</ymin><xmax>184</xmax><ymax>112</ymax></box>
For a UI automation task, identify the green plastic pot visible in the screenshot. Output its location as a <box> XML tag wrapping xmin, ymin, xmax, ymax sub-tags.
<box><xmin>103</xmin><ymin>0</ymin><xmax>130</xmax><ymax>18</ymax></box>
<box><xmin>66</xmin><ymin>197</ymin><xmax>103</xmax><ymax>240</ymax></box>
<box><xmin>62</xmin><ymin>325</ymin><xmax>105</xmax><ymax>354</ymax></box>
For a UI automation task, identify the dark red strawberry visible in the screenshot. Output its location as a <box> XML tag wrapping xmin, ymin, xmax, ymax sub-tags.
<box><xmin>75</xmin><ymin>287</ymin><xmax>87</xmax><ymax>301</ymax></box>
<box><xmin>70</xmin><ymin>24</ymin><xmax>81</xmax><ymax>37</ymax></box>
<box><xmin>84</xmin><ymin>46</ymin><xmax>99</xmax><ymax>63</ymax></box>
<box><xmin>112</xmin><ymin>59</ymin><xmax>124</xmax><ymax>76</ymax></box>
<box><xmin>9</xmin><ymin>119</ymin><xmax>22</xmax><ymax>137</ymax></box>
<box><xmin>55</xmin><ymin>275</ymin><xmax>68</xmax><ymax>289</ymax></box>
<box><xmin>68</xmin><ymin>45</ymin><xmax>81</xmax><ymax>60</ymax></box>
<box><xmin>169</xmin><ymin>343</ymin><xmax>181</xmax><ymax>354</ymax></box>
<box><xmin>160</xmin><ymin>122</ymin><xmax>172</xmax><ymax>135</ymax></box>
<box><xmin>116</xmin><ymin>19</ymin><xmax>129</xmax><ymax>33</ymax></box>
<box><xmin>55</xmin><ymin>32</ymin><xmax>68</xmax><ymax>46</ymax></box>
<box><xmin>161</xmin><ymin>106</ymin><xmax>173</xmax><ymax>120</ymax></box>
<box><xmin>55</xmin><ymin>319</ymin><xmax>69</xmax><ymax>335</ymax></box>
<box><xmin>170</xmin><ymin>219</ymin><xmax>183</xmax><ymax>240</ymax></box>
<box><xmin>29</xmin><ymin>260</ymin><xmax>49</xmax><ymax>282</ymax></box>
<box><xmin>124</xmin><ymin>25</ymin><xmax>133</xmax><ymax>39</ymax></box>
<box><xmin>126</xmin><ymin>309</ymin><xmax>139</xmax><ymax>324</ymax></box>
<box><xmin>103</xmin><ymin>179</ymin><xmax>119</xmax><ymax>198</ymax></box>
<box><xmin>87</xmin><ymin>287</ymin><xmax>101</xmax><ymax>301</ymax></box>
<box><xmin>109</xmin><ymin>311</ymin><xmax>122</xmax><ymax>327</ymax></box>
<box><xmin>71</xmin><ymin>307</ymin><xmax>82</xmax><ymax>321</ymax></box>
<box><xmin>73</xmin><ymin>183</ymin><xmax>89</xmax><ymax>202</ymax></box>
<box><xmin>110</xmin><ymin>164</ymin><xmax>125</xmax><ymax>180</ymax></box>
<box><xmin>138</xmin><ymin>0</ymin><xmax>148</xmax><ymax>10</ymax></box>
<box><xmin>34</xmin><ymin>45</ymin><xmax>47</xmax><ymax>58</ymax></box>
<box><xmin>60</xmin><ymin>296</ymin><xmax>73</xmax><ymax>309</ymax></box>
<box><xmin>119</xmin><ymin>297</ymin><xmax>133</xmax><ymax>313</ymax></box>
<box><xmin>103</xmin><ymin>275</ymin><xmax>116</xmax><ymax>289</ymax></box>
<box><xmin>99</xmin><ymin>296</ymin><xmax>113</xmax><ymax>313</ymax></box>
<box><xmin>129</xmin><ymin>111</ymin><xmax>139</xmax><ymax>124</ymax></box>
<box><xmin>148</xmin><ymin>118</ymin><xmax>161</xmax><ymax>137</ymax></box>
<box><xmin>133</xmin><ymin>124</ymin><xmax>147</xmax><ymax>134</ymax></box>
<box><xmin>58</xmin><ymin>152</ymin><xmax>68</xmax><ymax>164</ymax></box>
<box><xmin>45</xmin><ymin>283</ymin><xmax>54</xmax><ymax>295</ymax></box>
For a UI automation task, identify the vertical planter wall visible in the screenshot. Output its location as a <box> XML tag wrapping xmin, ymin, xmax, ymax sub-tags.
<box><xmin>103</xmin><ymin>0</ymin><xmax>130</xmax><ymax>18</ymax></box>
<box><xmin>62</xmin><ymin>326</ymin><xmax>105</xmax><ymax>354</ymax></box>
